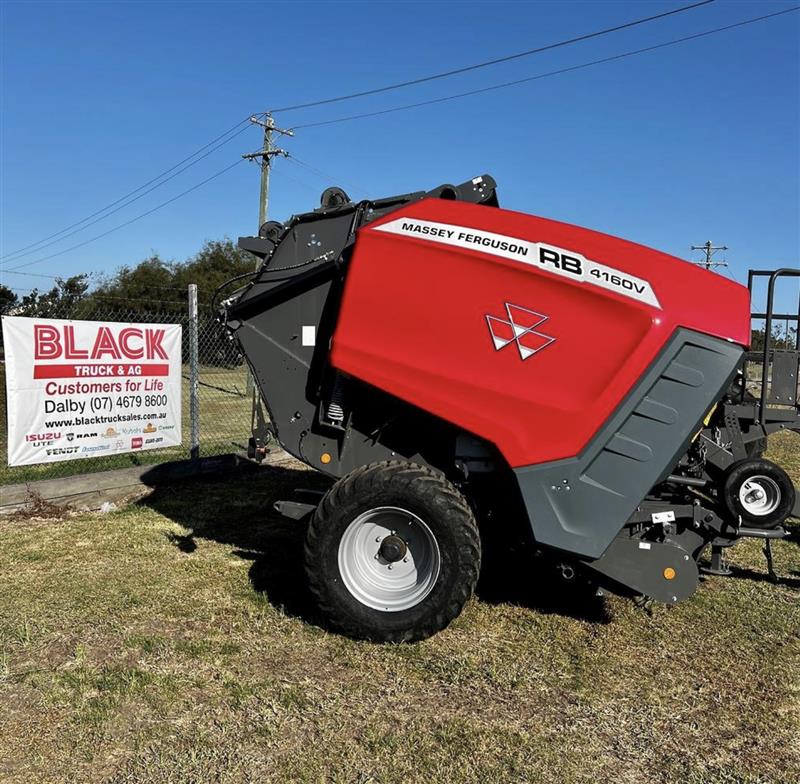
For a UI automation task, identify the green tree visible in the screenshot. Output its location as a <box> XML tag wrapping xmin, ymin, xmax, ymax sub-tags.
<box><xmin>93</xmin><ymin>240</ymin><xmax>254</xmax><ymax>311</ymax></box>
<box><xmin>0</xmin><ymin>284</ymin><xmax>18</xmax><ymax>314</ymax></box>
<box><xmin>92</xmin><ymin>255</ymin><xmax>175</xmax><ymax>305</ymax></box>
<box><xmin>15</xmin><ymin>275</ymin><xmax>90</xmax><ymax>317</ymax></box>
<box><xmin>751</xmin><ymin>324</ymin><xmax>798</xmax><ymax>351</ymax></box>
<box><xmin>173</xmin><ymin>239</ymin><xmax>254</xmax><ymax>304</ymax></box>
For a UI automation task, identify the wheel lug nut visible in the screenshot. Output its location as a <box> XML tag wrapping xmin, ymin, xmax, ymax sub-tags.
<box><xmin>388</xmin><ymin>564</ymin><xmax>393</xmax><ymax>570</ymax></box>
<box><xmin>376</xmin><ymin>536</ymin><xmax>381</xmax><ymax>542</ymax></box>
<box><xmin>403</xmin><ymin>557</ymin><xmax>408</xmax><ymax>563</ymax></box>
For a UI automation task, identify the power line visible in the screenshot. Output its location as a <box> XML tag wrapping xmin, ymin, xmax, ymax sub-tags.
<box><xmin>0</xmin><ymin>123</ymin><xmax>254</xmax><ymax>264</ymax></box>
<box><xmin>268</xmin><ymin>0</ymin><xmax>717</xmax><ymax>114</ymax></box>
<box><xmin>1</xmin><ymin>270</ymin><xmax>64</xmax><ymax>280</ymax></box>
<box><xmin>0</xmin><ymin>270</ymin><xmax>191</xmax><ymax>298</ymax></box>
<box><xmin>287</xmin><ymin>156</ymin><xmax>369</xmax><ymax>198</ymax></box>
<box><xmin>0</xmin><ymin>1</ymin><xmax>718</xmax><ymax>268</ymax></box>
<box><xmin>3</xmin><ymin>4</ymin><xmax>792</xmax><ymax>277</ymax></box>
<box><xmin>0</xmin><ymin>117</ymin><xmax>258</xmax><ymax>262</ymax></box>
<box><xmin>291</xmin><ymin>7</ymin><xmax>799</xmax><ymax>130</ymax></box>
<box><xmin>276</xmin><ymin>167</ymin><xmax>331</xmax><ymax>196</ymax></box>
<box><xmin>6</xmin><ymin>288</ymin><xmax>190</xmax><ymax>306</ymax></box>
<box><xmin>3</xmin><ymin>159</ymin><xmax>246</xmax><ymax>272</ymax></box>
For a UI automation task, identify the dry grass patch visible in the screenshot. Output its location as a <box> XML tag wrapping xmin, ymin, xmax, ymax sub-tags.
<box><xmin>6</xmin><ymin>489</ymin><xmax>74</xmax><ymax>522</ymax></box>
<box><xmin>0</xmin><ymin>442</ymin><xmax>798</xmax><ymax>783</ymax></box>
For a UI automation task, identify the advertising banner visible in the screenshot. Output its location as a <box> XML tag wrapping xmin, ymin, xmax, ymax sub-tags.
<box><xmin>2</xmin><ymin>316</ymin><xmax>182</xmax><ymax>466</ymax></box>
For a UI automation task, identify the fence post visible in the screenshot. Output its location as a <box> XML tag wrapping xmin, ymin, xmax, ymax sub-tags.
<box><xmin>188</xmin><ymin>284</ymin><xmax>200</xmax><ymax>460</ymax></box>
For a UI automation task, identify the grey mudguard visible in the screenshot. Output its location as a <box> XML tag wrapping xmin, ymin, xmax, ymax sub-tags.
<box><xmin>514</xmin><ymin>329</ymin><xmax>744</xmax><ymax>559</ymax></box>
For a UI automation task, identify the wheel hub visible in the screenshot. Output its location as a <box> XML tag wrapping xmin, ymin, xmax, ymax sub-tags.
<box><xmin>379</xmin><ymin>534</ymin><xmax>407</xmax><ymax>563</ymax></box>
<box><xmin>337</xmin><ymin>506</ymin><xmax>441</xmax><ymax>612</ymax></box>
<box><xmin>739</xmin><ymin>475</ymin><xmax>781</xmax><ymax>516</ymax></box>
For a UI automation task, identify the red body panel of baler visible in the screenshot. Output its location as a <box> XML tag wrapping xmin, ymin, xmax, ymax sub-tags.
<box><xmin>330</xmin><ymin>199</ymin><xmax>750</xmax><ymax>468</ymax></box>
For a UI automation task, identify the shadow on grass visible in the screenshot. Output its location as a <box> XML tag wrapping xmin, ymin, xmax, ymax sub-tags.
<box><xmin>729</xmin><ymin>521</ymin><xmax>800</xmax><ymax>587</ymax></box>
<box><xmin>724</xmin><ymin>563</ymin><xmax>800</xmax><ymax>589</ymax></box>
<box><xmin>784</xmin><ymin>522</ymin><xmax>800</xmax><ymax>545</ymax></box>
<box><xmin>476</xmin><ymin>538</ymin><xmax>612</xmax><ymax>623</ymax></box>
<box><xmin>142</xmin><ymin>465</ymin><xmax>331</xmax><ymax>626</ymax></box>
<box><xmin>142</xmin><ymin>465</ymin><xmax>613</xmax><ymax>633</ymax></box>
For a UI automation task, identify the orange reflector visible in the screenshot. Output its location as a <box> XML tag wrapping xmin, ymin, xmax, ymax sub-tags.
<box><xmin>320</xmin><ymin>453</ymin><xmax>332</xmax><ymax>465</ymax></box>
<box><xmin>663</xmin><ymin>567</ymin><xmax>676</xmax><ymax>580</ymax></box>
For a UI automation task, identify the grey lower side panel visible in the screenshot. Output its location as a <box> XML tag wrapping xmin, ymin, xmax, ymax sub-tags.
<box><xmin>513</xmin><ymin>330</ymin><xmax>744</xmax><ymax>559</ymax></box>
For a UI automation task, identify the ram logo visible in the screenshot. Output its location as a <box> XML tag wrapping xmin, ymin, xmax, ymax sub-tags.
<box><xmin>485</xmin><ymin>303</ymin><xmax>555</xmax><ymax>361</ymax></box>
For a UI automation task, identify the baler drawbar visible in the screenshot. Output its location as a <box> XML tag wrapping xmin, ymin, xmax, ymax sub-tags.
<box><xmin>221</xmin><ymin>175</ymin><xmax>799</xmax><ymax>642</ymax></box>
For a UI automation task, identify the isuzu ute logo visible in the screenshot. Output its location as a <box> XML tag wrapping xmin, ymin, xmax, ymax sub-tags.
<box><xmin>485</xmin><ymin>303</ymin><xmax>555</xmax><ymax>361</ymax></box>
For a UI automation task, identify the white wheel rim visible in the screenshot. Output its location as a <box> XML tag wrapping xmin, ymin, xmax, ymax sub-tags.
<box><xmin>738</xmin><ymin>475</ymin><xmax>781</xmax><ymax>516</ymax></box>
<box><xmin>337</xmin><ymin>506</ymin><xmax>441</xmax><ymax>612</ymax></box>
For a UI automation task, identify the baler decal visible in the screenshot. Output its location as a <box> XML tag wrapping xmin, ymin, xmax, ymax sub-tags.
<box><xmin>485</xmin><ymin>303</ymin><xmax>555</xmax><ymax>360</ymax></box>
<box><xmin>373</xmin><ymin>217</ymin><xmax>661</xmax><ymax>309</ymax></box>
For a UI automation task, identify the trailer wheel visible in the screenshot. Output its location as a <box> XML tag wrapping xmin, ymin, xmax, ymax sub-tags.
<box><xmin>304</xmin><ymin>461</ymin><xmax>481</xmax><ymax>642</ymax></box>
<box><xmin>722</xmin><ymin>459</ymin><xmax>795</xmax><ymax>529</ymax></box>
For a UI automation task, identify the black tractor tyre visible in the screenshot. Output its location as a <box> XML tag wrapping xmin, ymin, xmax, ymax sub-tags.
<box><xmin>304</xmin><ymin>461</ymin><xmax>481</xmax><ymax>642</ymax></box>
<box><xmin>722</xmin><ymin>458</ymin><xmax>795</xmax><ymax>529</ymax></box>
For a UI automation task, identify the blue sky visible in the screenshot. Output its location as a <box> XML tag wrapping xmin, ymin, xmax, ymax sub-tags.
<box><xmin>1</xmin><ymin>0</ymin><xmax>798</xmax><ymax>312</ymax></box>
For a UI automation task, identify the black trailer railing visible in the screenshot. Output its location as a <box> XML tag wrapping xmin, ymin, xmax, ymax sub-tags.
<box><xmin>746</xmin><ymin>268</ymin><xmax>800</xmax><ymax>421</ymax></box>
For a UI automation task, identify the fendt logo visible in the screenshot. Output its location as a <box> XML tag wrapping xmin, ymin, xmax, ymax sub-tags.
<box><xmin>485</xmin><ymin>303</ymin><xmax>555</xmax><ymax>361</ymax></box>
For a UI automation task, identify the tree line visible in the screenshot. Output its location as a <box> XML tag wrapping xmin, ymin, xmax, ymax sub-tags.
<box><xmin>0</xmin><ymin>239</ymin><xmax>254</xmax><ymax>318</ymax></box>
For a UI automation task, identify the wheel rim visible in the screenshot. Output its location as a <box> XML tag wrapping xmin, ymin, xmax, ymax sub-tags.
<box><xmin>738</xmin><ymin>475</ymin><xmax>781</xmax><ymax>516</ymax></box>
<box><xmin>337</xmin><ymin>506</ymin><xmax>441</xmax><ymax>612</ymax></box>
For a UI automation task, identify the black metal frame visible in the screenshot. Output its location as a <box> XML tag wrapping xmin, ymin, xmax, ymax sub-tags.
<box><xmin>745</xmin><ymin>268</ymin><xmax>800</xmax><ymax>420</ymax></box>
<box><xmin>697</xmin><ymin>268</ymin><xmax>799</xmax><ymax>477</ymax></box>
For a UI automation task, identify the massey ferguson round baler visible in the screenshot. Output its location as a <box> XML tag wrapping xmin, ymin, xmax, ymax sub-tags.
<box><xmin>221</xmin><ymin>175</ymin><xmax>799</xmax><ymax>642</ymax></box>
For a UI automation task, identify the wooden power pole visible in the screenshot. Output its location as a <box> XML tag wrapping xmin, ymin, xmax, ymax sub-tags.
<box><xmin>241</xmin><ymin>114</ymin><xmax>292</xmax><ymax>397</ymax></box>
<box><xmin>691</xmin><ymin>240</ymin><xmax>729</xmax><ymax>271</ymax></box>
<box><xmin>242</xmin><ymin>113</ymin><xmax>293</xmax><ymax>232</ymax></box>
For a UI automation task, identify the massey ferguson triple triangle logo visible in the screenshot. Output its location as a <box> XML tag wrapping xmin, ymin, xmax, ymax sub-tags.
<box><xmin>485</xmin><ymin>303</ymin><xmax>555</xmax><ymax>361</ymax></box>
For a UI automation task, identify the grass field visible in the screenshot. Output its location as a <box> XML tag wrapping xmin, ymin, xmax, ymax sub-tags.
<box><xmin>0</xmin><ymin>433</ymin><xmax>797</xmax><ymax>783</ymax></box>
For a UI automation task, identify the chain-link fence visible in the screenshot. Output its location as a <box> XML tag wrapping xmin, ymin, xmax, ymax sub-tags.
<box><xmin>0</xmin><ymin>288</ymin><xmax>252</xmax><ymax>485</ymax></box>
